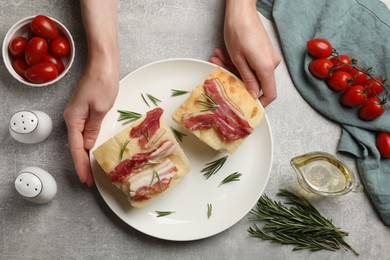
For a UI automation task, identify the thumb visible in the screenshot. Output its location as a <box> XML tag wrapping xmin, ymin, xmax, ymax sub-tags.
<box><xmin>83</xmin><ymin>111</ymin><xmax>105</xmax><ymax>150</ymax></box>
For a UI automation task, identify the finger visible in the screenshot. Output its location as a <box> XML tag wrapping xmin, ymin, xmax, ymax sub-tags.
<box><xmin>233</xmin><ymin>57</ymin><xmax>261</xmax><ymax>99</ymax></box>
<box><xmin>213</xmin><ymin>48</ymin><xmax>233</xmax><ymax>65</ymax></box>
<box><xmin>83</xmin><ymin>110</ymin><xmax>106</xmax><ymax>150</ymax></box>
<box><xmin>210</xmin><ymin>49</ymin><xmax>240</xmax><ymax>77</ymax></box>
<box><xmin>257</xmin><ymin>72</ymin><xmax>277</xmax><ymax>107</ymax></box>
<box><xmin>67</xmin><ymin>123</ymin><xmax>94</xmax><ymax>186</ymax></box>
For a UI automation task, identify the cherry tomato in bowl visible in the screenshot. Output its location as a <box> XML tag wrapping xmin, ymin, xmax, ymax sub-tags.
<box><xmin>8</xmin><ymin>36</ymin><xmax>28</xmax><ymax>58</ymax></box>
<box><xmin>49</xmin><ymin>36</ymin><xmax>70</xmax><ymax>57</ymax></box>
<box><xmin>2</xmin><ymin>15</ymin><xmax>75</xmax><ymax>87</ymax></box>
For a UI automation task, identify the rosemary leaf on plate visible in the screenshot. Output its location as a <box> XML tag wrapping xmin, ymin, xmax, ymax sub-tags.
<box><xmin>207</xmin><ymin>203</ymin><xmax>212</xmax><ymax>219</ymax></box>
<box><xmin>141</xmin><ymin>93</ymin><xmax>150</xmax><ymax>107</ymax></box>
<box><xmin>248</xmin><ymin>189</ymin><xmax>359</xmax><ymax>255</ymax></box>
<box><xmin>201</xmin><ymin>156</ymin><xmax>228</xmax><ymax>179</ymax></box>
<box><xmin>219</xmin><ymin>172</ymin><xmax>242</xmax><ymax>187</ymax></box>
<box><xmin>156</xmin><ymin>211</ymin><xmax>175</xmax><ymax>217</ymax></box>
<box><xmin>117</xmin><ymin>110</ymin><xmax>142</xmax><ymax>125</ymax></box>
<box><xmin>171</xmin><ymin>89</ymin><xmax>190</xmax><ymax>97</ymax></box>
<box><xmin>146</xmin><ymin>93</ymin><xmax>161</xmax><ymax>106</ymax></box>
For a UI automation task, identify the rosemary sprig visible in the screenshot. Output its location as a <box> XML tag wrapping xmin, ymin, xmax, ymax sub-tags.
<box><xmin>146</xmin><ymin>93</ymin><xmax>161</xmax><ymax>106</ymax></box>
<box><xmin>155</xmin><ymin>211</ymin><xmax>175</xmax><ymax>217</ymax></box>
<box><xmin>148</xmin><ymin>170</ymin><xmax>163</xmax><ymax>191</ymax></box>
<box><xmin>171</xmin><ymin>89</ymin><xmax>190</xmax><ymax>97</ymax></box>
<box><xmin>207</xmin><ymin>203</ymin><xmax>212</xmax><ymax>219</ymax></box>
<box><xmin>201</xmin><ymin>156</ymin><xmax>228</xmax><ymax>179</ymax></box>
<box><xmin>248</xmin><ymin>189</ymin><xmax>358</xmax><ymax>255</ymax></box>
<box><xmin>141</xmin><ymin>93</ymin><xmax>150</xmax><ymax>107</ymax></box>
<box><xmin>219</xmin><ymin>172</ymin><xmax>242</xmax><ymax>187</ymax></box>
<box><xmin>197</xmin><ymin>93</ymin><xmax>220</xmax><ymax>112</ymax></box>
<box><xmin>171</xmin><ymin>127</ymin><xmax>187</xmax><ymax>142</ymax></box>
<box><xmin>119</xmin><ymin>140</ymin><xmax>130</xmax><ymax>160</ymax></box>
<box><xmin>117</xmin><ymin>110</ymin><xmax>142</xmax><ymax>125</ymax></box>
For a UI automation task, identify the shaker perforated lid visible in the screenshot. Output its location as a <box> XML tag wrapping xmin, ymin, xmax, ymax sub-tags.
<box><xmin>15</xmin><ymin>172</ymin><xmax>42</xmax><ymax>198</ymax></box>
<box><xmin>9</xmin><ymin>111</ymin><xmax>39</xmax><ymax>134</ymax></box>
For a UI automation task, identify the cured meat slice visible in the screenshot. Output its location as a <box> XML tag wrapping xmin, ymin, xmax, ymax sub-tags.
<box><xmin>130</xmin><ymin>107</ymin><xmax>164</xmax><ymax>148</ymax></box>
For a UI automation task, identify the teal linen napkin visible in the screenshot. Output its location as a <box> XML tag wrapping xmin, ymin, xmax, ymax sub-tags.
<box><xmin>256</xmin><ymin>0</ymin><xmax>390</xmax><ymax>225</ymax></box>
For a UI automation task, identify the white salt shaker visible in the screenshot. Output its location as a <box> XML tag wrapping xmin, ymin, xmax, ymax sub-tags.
<box><xmin>9</xmin><ymin>110</ymin><xmax>53</xmax><ymax>144</ymax></box>
<box><xmin>15</xmin><ymin>167</ymin><xmax>57</xmax><ymax>204</ymax></box>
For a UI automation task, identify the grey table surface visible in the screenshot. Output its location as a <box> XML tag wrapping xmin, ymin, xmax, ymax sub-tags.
<box><xmin>1</xmin><ymin>1</ymin><xmax>390</xmax><ymax>259</ymax></box>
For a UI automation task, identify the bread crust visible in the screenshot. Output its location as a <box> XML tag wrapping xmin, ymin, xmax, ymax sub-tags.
<box><xmin>172</xmin><ymin>67</ymin><xmax>264</xmax><ymax>153</ymax></box>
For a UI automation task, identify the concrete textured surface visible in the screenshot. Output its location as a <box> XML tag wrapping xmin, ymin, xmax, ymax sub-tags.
<box><xmin>1</xmin><ymin>1</ymin><xmax>389</xmax><ymax>259</ymax></box>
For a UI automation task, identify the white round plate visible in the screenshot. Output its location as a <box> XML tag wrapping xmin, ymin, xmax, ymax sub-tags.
<box><xmin>90</xmin><ymin>58</ymin><xmax>273</xmax><ymax>241</ymax></box>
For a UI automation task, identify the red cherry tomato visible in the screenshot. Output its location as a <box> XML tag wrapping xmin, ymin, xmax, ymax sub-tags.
<box><xmin>49</xmin><ymin>36</ymin><xmax>70</xmax><ymax>57</ymax></box>
<box><xmin>30</xmin><ymin>15</ymin><xmax>58</xmax><ymax>39</ymax></box>
<box><xmin>326</xmin><ymin>71</ymin><xmax>352</xmax><ymax>91</ymax></box>
<box><xmin>307</xmin><ymin>38</ymin><xmax>333</xmax><ymax>58</ymax></box>
<box><xmin>364</xmin><ymin>77</ymin><xmax>384</xmax><ymax>98</ymax></box>
<box><xmin>358</xmin><ymin>97</ymin><xmax>386</xmax><ymax>121</ymax></box>
<box><xmin>25</xmin><ymin>62</ymin><xmax>58</xmax><ymax>83</ymax></box>
<box><xmin>347</xmin><ymin>67</ymin><xmax>367</xmax><ymax>85</ymax></box>
<box><xmin>25</xmin><ymin>37</ymin><xmax>48</xmax><ymax>66</ymax></box>
<box><xmin>8</xmin><ymin>36</ymin><xmax>28</xmax><ymax>58</ymax></box>
<box><xmin>309</xmin><ymin>58</ymin><xmax>333</xmax><ymax>79</ymax></box>
<box><xmin>12</xmin><ymin>58</ymin><xmax>30</xmax><ymax>78</ymax></box>
<box><xmin>42</xmin><ymin>53</ymin><xmax>65</xmax><ymax>74</ymax></box>
<box><xmin>340</xmin><ymin>85</ymin><xmax>367</xmax><ymax>107</ymax></box>
<box><xmin>330</xmin><ymin>55</ymin><xmax>351</xmax><ymax>71</ymax></box>
<box><xmin>376</xmin><ymin>132</ymin><xmax>390</xmax><ymax>158</ymax></box>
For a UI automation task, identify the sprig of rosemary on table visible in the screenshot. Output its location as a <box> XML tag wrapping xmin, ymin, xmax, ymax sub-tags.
<box><xmin>207</xmin><ymin>203</ymin><xmax>213</xmax><ymax>219</ymax></box>
<box><xmin>155</xmin><ymin>211</ymin><xmax>175</xmax><ymax>217</ymax></box>
<box><xmin>248</xmin><ymin>189</ymin><xmax>358</xmax><ymax>255</ymax></box>
<box><xmin>171</xmin><ymin>127</ymin><xmax>187</xmax><ymax>142</ymax></box>
<box><xmin>119</xmin><ymin>140</ymin><xmax>130</xmax><ymax>160</ymax></box>
<box><xmin>219</xmin><ymin>172</ymin><xmax>242</xmax><ymax>187</ymax></box>
<box><xmin>197</xmin><ymin>93</ymin><xmax>220</xmax><ymax>112</ymax></box>
<box><xmin>117</xmin><ymin>110</ymin><xmax>142</xmax><ymax>125</ymax></box>
<box><xmin>201</xmin><ymin>156</ymin><xmax>228</xmax><ymax>179</ymax></box>
<box><xmin>171</xmin><ymin>89</ymin><xmax>190</xmax><ymax>97</ymax></box>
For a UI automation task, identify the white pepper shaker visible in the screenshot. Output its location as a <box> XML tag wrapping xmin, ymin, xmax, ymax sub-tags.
<box><xmin>14</xmin><ymin>167</ymin><xmax>57</xmax><ymax>204</ymax></box>
<box><xmin>9</xmin><ymin>110</ymin><xmax>53</xmax><ymax>144</ymax></box>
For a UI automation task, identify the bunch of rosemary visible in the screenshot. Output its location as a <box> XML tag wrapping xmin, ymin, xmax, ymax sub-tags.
<box><xmin>248</xmin><ymin>189</ymin><xmax>358</xmax><ymax>255</ymax></box>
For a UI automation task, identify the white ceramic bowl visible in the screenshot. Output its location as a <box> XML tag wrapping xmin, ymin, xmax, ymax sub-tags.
<box><xmin>2</xmin><ymin>15</ymin><xmax>75</xmax><ymax>87</ymax></box>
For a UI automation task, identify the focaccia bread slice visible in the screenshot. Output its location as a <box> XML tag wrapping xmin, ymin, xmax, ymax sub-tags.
<box><xmin>173</xmin><ymin>67</ymin><xmax>264</xmax><ymax>153</ymax></box>
<box><xmin>93</xmin><ymin>107</ymin><xmax>191</xmax><ymax>208</ymax></box>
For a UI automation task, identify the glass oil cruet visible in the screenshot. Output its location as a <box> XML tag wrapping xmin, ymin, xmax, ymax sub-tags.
<box><xmin>290</xmin><ymin>151</ymin><xmax>363</xmax><ymax>196</ymax></box>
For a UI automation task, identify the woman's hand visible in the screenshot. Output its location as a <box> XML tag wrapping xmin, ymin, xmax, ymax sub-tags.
<box><xmin>210</xmin><ymin>0</ymin><xmax>281</xmax><ymax>107</ymax></box>
<box><xmin>64</xmin><ymin>0</ymin><xmax>119</xmax><ymax>186</ymax></box>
